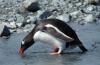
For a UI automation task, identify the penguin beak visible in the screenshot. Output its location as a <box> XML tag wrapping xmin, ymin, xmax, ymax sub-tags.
<box><xmin>19</xmin><ymin>48</ymin><xmax>24</xmax><ymax>57</ymax></box>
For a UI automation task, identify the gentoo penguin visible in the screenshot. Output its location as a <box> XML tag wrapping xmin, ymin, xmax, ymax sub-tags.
<box><xmin>19</xmin><ymin>19</ymin><xmax>87</xmax><ymax>56</ymax></box>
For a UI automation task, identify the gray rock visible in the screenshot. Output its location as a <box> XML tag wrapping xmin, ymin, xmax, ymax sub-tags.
<box><xmin>56</xmin><ymin>14</ymin><xmax>71</xmax><ymax>23</ymax></box>
<box><xmin>23</xmin><ymin>24</ymin><xmax>35</xmax><ymax>32</ymax></box>
<box><xmin>0</xmin><ymin>24</ymin><xmax>4</xmax><ymax>35</ymax></box>
<box><xmin>83</xmin><ymin>5</ymin><xmax>96</xmax><ymax>14</ymax></box>
<box><xmin>0</xmin><ymin>0</ymin><xmax>3</xmax><ymax>2</ymax></box>
<box><xmin>9</xmin><ymin>21</ymin><xmax>17</xmax><ymax>29</ymax></box>
<box><xmin>70</xmin><ymin>11</ymin><xmax>81</xmax><ymax>18</ymax></box>
<box><xmin>15</xmin><ymin>14</ymin><xmax>24</xmax><ymax>23</ymax></box>
<box><xmin>0</xmin><ymin>15</ymin><xmax>7</xmax><ymax>21</ymax></box>
<box><xmin>16</xmin><ymin>22</ymin><xmax>23</xmax><ymax>28</ymax></box>
<box><xmin>0</xmin><ymin>24</ymin><xmax>11</xmax><ymax>37</ymax></box>
<box><xmin>96</xmin><ymin>12</ymin><xmax>100</xmax><ymax>19</ymax></box>
<box><xmin>27</xmin><ymin>16</ymin><xmax>37</xmax><ymax>23</ymax></box>
<box><xmin>19</xmin><ymin>0</ymin><xmax>40</xmax><ymax>13</ymax></box>
<box><xmin>84</xmin><ymin>14</ymin><xmax>96</xmax><ymax>23</ymax></box>
<box><xmin>85</xmin><ymin>0</ymin><xmax>100</xmax><ymax>5</ymax></box>
<box><xmin>39</xmin><ymin>10</ymin><xmax>52</xmax><ymax>19</ymax></box>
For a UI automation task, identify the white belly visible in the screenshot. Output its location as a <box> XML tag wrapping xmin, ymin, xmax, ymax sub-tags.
<box><xmin>33</xmin><ymin>31</ymin><xmax>66</xmax><ymax>53</ymax></box>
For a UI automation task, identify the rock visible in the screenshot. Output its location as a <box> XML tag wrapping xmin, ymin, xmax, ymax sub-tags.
<box><xmin>16</xmin><ymin>23</ymin><xmax>23</xmax><ymax>28</ymax></box>
<box><xmin>8</xmin><ymin>18</ymin><xmax>14</xmax><ymax>22</ymax></box>
<box><xmin>21</xmin><ymin>21</ymin><xmax>31</xmax><ymax>27</ymax></box>
<box><xmin>84</xmin><ymin>14</ymin><xmax>96</xmax><ymax>23</ymax></box>
<box><xmin>15</xmin><ymin>14</ymin><xmax>24</xmax><ymax>23</ymax></box>
<box><xmin>75</xmin><ymin>2</ymin><xmax>82</xmax><ymax>7</ymax></box>
<box><xmin>0</xmin><ymin>24</ymin><xmax>4</xmax><ymax>36</ymax></box>
<box><xmin>0</xmin><ymin>15</ymin><xmax>7</xmax><ymax>21</ymax></box>
<box><xmin>1</xmin><ymin>22</ymin><xmax>16</xmax><ymax>28</ymax></box>
<box><xmin>27</xmin><ymin>16</ymin><xmax>37</xmax><ymax>23</ymax></box>
<box><xmin>39</xmin><ymin>10</ymin><xmax>52</xmax><ymax>19</ymax></box>
<box><xmin>23</xmin><ymin>24</ymin><xmax>35</xmax><ymax>32</ymax></box>
<box><xmin>70</xmin><ymin>11</ymin><xmax>81</xmax><ymax>18</ymax></box>
<box><xmin>96</xmin><ymin>12</ymin><xmax>100</xmax><ymax>19</ymax></box>
<box><xmin>36</xmin><ymin>10</ymin><xmax>44</xmax><ymax>19</ymax></box>
<box><xmin>0</xmin><ymin>24</ymin><xmax>11</xmax><ymax>37</ymax></box>
<box><xmin>0</xmin><ymin>0</ymin><xmax>3</xmax><ymax>2</ymax></box>
<box><xmin>85</xmin><ymin>0</ymin><xmax>100</xmax><ymax>5</ymax></box>
<box><xmin>56</xmin><ymin>14</ymin><xmax>71</xmax><ymax>23</ymax></box>
<box><xmin>9</xmin><ymin>21</ymin><xmax>17</xmax><ymax>29</ymax></box>
<box><xmin>83</xmin><ymin>5</ymin><xmax>96</xmax><ymax>14</ymax></box>
<box><xmin>19</xmin><ymin>0</ymin><xmax>40</xmax><ymax>13</ymax></box>
<box><xmin>87</xmin><ymin>5</ymin><xmax>94</xmax><ymax>11</ymax></box>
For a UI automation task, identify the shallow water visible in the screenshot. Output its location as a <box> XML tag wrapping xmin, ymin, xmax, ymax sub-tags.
<box><xmin>0</xmin><ymin>22</ymin><xmax>100</xmax><ymax>65</ymax></box>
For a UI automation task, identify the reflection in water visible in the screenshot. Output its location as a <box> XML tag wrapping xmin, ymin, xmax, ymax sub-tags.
<box><xmin>22</xmin><ymin>52</ymin><xmax>81</xmax><ymax>65</ymax></box>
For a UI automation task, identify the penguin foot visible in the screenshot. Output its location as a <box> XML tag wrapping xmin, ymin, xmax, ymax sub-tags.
<box><xmin>49</xmin><ymin>47</ymin><xmax>62</xmax><ymax>55</ymax></box>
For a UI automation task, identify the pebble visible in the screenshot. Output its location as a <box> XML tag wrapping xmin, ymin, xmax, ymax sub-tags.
<box><xmin>84</xmin><ymin>14</ymin><xmax>96</xmax><ymax>23</ymax></box>
<box><xmin>85</xmin><ymin>0</ymin><xmax>100</xmax><ymax>5</ymax></box>
<box><xmin>70</xmin><ymin>11</ymin><xmax>81</xmax><ymax>18</ymax></box>
<box><xmin>83</xmin><ymin>5</ymin><xmax>96</xmax><ymax>14</ymax></box>
<box><xmin>39</xmin><ymin>10</ymin><xmax>52</xmax><ymax>19</ymax></box>
<box><xmin>15</xmin><ymin>14</ymin><xmax>24</xmax><ymax>23</ymax></box>
<box><xmin>56</xmin><ymin>14</ymin><xmax>71</xmax><ymax>23</ymax></box>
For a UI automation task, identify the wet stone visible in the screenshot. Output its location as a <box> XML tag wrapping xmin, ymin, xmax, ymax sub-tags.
<box><xmin>0</xmin><ymin>24</ymin><xmax>11</xmax><ymax>37</ymax></box>
<box><xmin>84</xmin><ymin>14</ymin><xmax>96</xmax><ymax>23</ymax></box>
<box><xmin>19</xmin><ymin>0</ymin><xmax>40</xmax><ymax>13</ymax></box>
<box><xmin>39</xmin><ymin>10</ymin><xmax>52</xmax><ymax>19</ymax></box>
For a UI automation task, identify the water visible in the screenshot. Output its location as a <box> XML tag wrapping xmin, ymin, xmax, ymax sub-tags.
<box><xmin>0</xmin><ymin>22</ymin><xmax>100</xmax><ymax>65</ymax></box>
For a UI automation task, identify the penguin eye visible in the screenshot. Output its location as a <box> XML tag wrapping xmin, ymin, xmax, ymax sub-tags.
<box><xmin>21</xmin><ymin>41</ymin><xmax>25</xmax><ymax>45</ymax></box>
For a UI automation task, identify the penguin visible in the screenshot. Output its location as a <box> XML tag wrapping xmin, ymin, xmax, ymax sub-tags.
<box><xmin>19</xmin><ymin>19</ymin><xmax>87</xmax><ymax>56</ymax></box>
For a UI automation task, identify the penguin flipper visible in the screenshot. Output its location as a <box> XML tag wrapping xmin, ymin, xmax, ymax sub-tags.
<box><xmin>44</xmin><ymin>24</ymin><xmax>74</xmax><ymax>42</ymax></box>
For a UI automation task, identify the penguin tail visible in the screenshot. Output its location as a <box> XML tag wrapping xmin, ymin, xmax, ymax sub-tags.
<box><xmin>78</xmin><ymin>41</ymin><xmax>88</xmax><ymax>53</ymax></box>
<box><xmin>65</xmin><ymin>40</ymin><xmax>87</xmax><ymax>53</ymax></box>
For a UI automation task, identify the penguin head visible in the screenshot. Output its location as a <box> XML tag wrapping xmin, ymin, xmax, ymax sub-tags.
<box><xmin>19</xmin><ymin>32</ymin><xmax>35</xmax><ymax>57</ymax></box>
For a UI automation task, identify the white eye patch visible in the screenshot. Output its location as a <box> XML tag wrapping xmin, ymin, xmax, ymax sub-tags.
<box><xmin>21</xmin><ymin>41</ymin><xmax>25</xmax><ymax>45</ymax></box>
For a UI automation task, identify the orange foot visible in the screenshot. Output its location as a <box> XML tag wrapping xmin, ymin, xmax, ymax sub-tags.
<box><xmin>49</xmin><ymin>48</ymin><xmax>61</xmax><ymax>55</ymax></box>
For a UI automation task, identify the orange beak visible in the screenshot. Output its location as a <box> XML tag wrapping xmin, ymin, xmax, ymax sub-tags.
<box><xmin>19</xmin><ymin>48</ymin><xmax>24</xmax><ymax>57</ymax></box>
